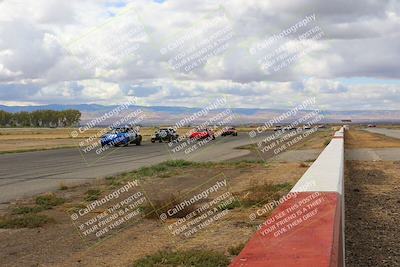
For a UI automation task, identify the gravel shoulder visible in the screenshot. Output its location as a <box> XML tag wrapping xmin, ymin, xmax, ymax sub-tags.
<box><xmin>345</xmin><ymin>129</ymin><xmax>400</xmax><ymax>266</ymax></box>
<box><xmin>345</xmin><ymin>161</ymin><xmax>400</xmax><ymax>267</ymax></box>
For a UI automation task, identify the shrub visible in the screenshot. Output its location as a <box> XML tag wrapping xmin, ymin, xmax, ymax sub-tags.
<box><xmin>11</xmin><ymin>206</ymin><xmax>45</xmax><ymax>215</ymax></box>
<box><xmin>132</xmin><ymin>249</ymin><xmax>230</xmax><ymax>267</ymax></box>
<box><xmin>59</xmin><ymin>183</ymin><xmax>68</xmax><ymax>190</ymax></box>
<box><xmin>141</xmin><ymin>194</ymin><xmax>196</xmax><ymax>220</ymax></box>
<box><xmin>85</xmin><ymin>189</ymin><xmax>101</xmax><ymax>201</ymax></box>
<box><xmin>228</xmin><ymin>243</ymin><xmax>245</xmax><ymax>256</ymax></box>
<box><xmin>35</xmin><ymin>194</ymin><xmax>65</xmax><ymax>209</ymax></box>
<box><xmin>240</xmin><ymin>182</ymin><xmax>293</xmax><ymax>207</ymax></box>
<box><xmin>0</xmin><ymin>214</ymin><xmax>53</xmax><ymax>228</ymax></box>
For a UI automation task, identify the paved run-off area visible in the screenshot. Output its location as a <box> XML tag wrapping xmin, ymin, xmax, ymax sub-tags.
<box><xmin>364</xmin><ymin>127</ymin><xmax>400</xmax><ymax>139</ymax></box>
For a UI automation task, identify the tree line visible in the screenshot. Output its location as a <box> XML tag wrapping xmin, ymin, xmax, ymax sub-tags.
<box><xmin>0</xmin><ymin>109</ymin><xmax>81</xmax><ymax>127</ymax></box>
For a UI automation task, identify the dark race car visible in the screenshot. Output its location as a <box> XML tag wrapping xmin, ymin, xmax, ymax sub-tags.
<box><xmin>221</xmin><ymin>127</ymin><xmax>238</xmax><ymax>136</ymax></box>
<box><xmin>100</xmin><ymin>126</ymin><xmax>142</xmax><ymax>147</ymax></box>
<box><xmin>151</xmin><ymin>128</ymin><xmax>179</xmax><ymax>143</ymax></box>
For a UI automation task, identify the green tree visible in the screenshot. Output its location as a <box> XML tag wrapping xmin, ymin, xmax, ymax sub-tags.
<box><xmin>0</xmin><ymin>110</ymin><xmax>13</xmax><ymax>126</ymax></box>
<box><xmin>0</xmin><ymin>109</ymin><xmax>81</xmax><ymax>127</ymax></box>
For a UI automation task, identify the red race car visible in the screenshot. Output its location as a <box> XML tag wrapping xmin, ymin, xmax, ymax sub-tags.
<box><xmin>189</xmin><ymin>128</ymin><xmax>215</xmax><ymax>140</ymax></box>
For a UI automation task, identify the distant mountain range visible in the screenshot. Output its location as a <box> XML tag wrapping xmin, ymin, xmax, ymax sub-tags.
<box><xmin>1</xmin><ymin>104</ymin><xmax>399</xmax><ymax>125</ymax></box>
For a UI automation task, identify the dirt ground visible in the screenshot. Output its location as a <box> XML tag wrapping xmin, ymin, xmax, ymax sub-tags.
<box><xmin>345</xmin><ymin>128</ymin><xmax>400</xmax><ymax>149</ymax></box>
<box><xmin>345</xmin><ymin>161</ymin><xmax>400</xmax><ymax>266</ymax></box>
<box><xmin>345</xmin><ymin>129</ymin><xmax>400</xmax><ymax>266</ymax></box>
<box><xmin>0</xmin><ymin>161</ymin><xmax>307</xmax><ymax>267</ymax></box>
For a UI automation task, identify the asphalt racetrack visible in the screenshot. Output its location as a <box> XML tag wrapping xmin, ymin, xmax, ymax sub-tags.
<box><xmin>0</xmin><ymin>132</ymin><xmax>274</xmax><ymax>203</ymax></box>
<box><xmin>364</xmin><ymin>127</ymin><xmax>400</xmax><ymax>139</ymax></box>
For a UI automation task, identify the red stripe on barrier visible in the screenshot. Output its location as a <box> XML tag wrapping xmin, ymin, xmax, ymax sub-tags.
<box><xmin>230</xmin><ymin>192</ymin><xmax>342</xmax><ymax>267</ymax></box>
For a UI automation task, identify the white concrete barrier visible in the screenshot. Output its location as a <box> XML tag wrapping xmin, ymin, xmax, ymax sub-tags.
<box><xmin>230</xmin><ymin>127</ymin><xmax>346</xmax><ymax>267</ymax></box>
<box><xmin>291</xmin><ymin>127</ymin><xmax>344</xmax><ymax>194</ymax></box>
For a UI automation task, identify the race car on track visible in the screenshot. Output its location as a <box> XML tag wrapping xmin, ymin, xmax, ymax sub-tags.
<box><xmin>221</xmin><ymin>127</ymin><xmax>238</xmax><ymax>136</ymax></box>
<box><xmin>100</xmin><ymin>126</ymin><xmax>142</xmax><ymax>147</ymax></box>
<box><xmin>189</xmin><ymin>128</ymin><xmax>215</xmax><ymax>140</ymax></box>
<box><xmin>151</xmin><ymin>128</ymin><xmax>179</xmax><ymax>143</ymax></box>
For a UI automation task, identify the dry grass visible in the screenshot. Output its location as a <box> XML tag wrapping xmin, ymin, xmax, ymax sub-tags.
<box><xmin>235</xmin><ymin>126</ymin><xmax>272</xmax><ymax>132</ymax></box>
<box><xmin>0</xmin><ymin>160</ymin><xmax>308</xmax><ymax>266</ymax></box>
<box><xmin>0</xmin><ymin>127</ymin><xmax>96</xmax><ymax>153</ymax></box>
<box><xmin>345</xmin><ymin>129</ymin><xmax>400</xmax><ymax>149</ymax></box>
<box><xmin>345</xmin><ymin>160</ymin><xmax>400</xmax><ymax>266</ymax></box>
<box><xmin>132</xmin><ymin>249</ymin><xmax>230</xmax><ymax>267</ymax></box>
<box><xmin>0</xmin><ymin>127</ymin><xmax>99</xmax><ymax>139</ymax></box>
<box><xmin>0</xmin><ymin>214</ymin><xmax>54</xmax><ymax>229</ymax></box>
<box><xmin>0</xmin><ymin>194</ymin><xmax>64</xmax><ymax>229</ymax></box>
<box><xmin>344</xmin><ymin>126</ymin><xmax>400</xmax><ymax>266</ymax></box>
<box><xmin>290</xmin><ymin>129</ymin><xmax>335</xmax><ymax>150</ymax></box>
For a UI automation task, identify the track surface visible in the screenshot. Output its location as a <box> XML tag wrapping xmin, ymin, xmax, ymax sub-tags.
<box><xmin>0</xmin><ymin>132</ymin><xmax>273</xmax><ymax>203</ymax></box>
<box><xmin>364</xmin><ymin>128</ymin><xmax>400</xmax><ymax>139</ymax></box>
<box><xmin>346</xmin><ymin>148</ymin><xmax>400</xmax><ymax>161</ymax></box>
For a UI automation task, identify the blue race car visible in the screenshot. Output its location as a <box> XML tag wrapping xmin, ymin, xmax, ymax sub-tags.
<box><xmin>100</xmin><ymin>126</ymin><xmax>142</xmax><ymax>147</ymax></box>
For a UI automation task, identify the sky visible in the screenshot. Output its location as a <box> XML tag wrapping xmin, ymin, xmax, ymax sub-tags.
<box><xmin>0</xmin><ymin>0</ymin><xmax>399</xmax><ymax>110</ymax></box>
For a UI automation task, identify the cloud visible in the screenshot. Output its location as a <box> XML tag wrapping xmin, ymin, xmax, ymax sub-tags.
<box><xmin>0</xmin><ymin>0</ymin><xmax>399</xmax><ymax>110</ymax></box>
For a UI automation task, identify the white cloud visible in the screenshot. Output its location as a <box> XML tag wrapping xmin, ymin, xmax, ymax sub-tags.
<box><xmin>0</xmin><ymin>0</ymin><xmax>399</xmax><ymax>110</ymax></box>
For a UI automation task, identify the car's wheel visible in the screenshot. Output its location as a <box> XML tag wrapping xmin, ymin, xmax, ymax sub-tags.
<box><xmin>135</xmin><ymin>136</ymin><xmax>142</xmax><ymax>146</ymax></box>
<box><xmin>151</xmin><ymin>139</ymin><xmax>155</xmax><ymax>143</ymax></box>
